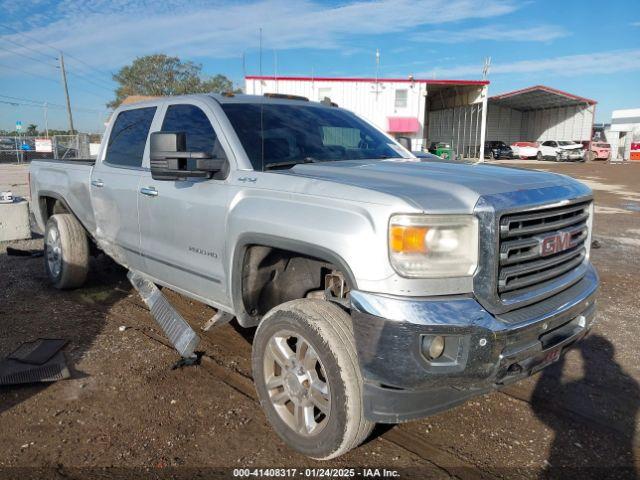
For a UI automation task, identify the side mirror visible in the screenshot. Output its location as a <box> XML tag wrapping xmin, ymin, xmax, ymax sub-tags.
<box><xmin>149</xmin><ymin>132</ymin><xmax>226</xmax><ymax>181</ymax></box>
<box><xmin>396</xmin><ymin>136</ymin><xmax>412</xmax><ymax>151</ymax></box>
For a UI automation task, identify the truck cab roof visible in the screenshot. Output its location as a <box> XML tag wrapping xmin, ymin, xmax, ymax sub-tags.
<box><xmin>118</xmin><ymin>92</ymin><xmax>327</xmax><ymax>109</ymax></box>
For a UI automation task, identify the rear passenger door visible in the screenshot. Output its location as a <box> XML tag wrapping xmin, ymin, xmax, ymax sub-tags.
<box><xmin>91</xmin><ymin>106</ymin><xmax>157</xmax><ymax>270</ymax></box>
<box><xmin>137</xmin><ymin>101</ymin><xmax>232</xmax><ymax>307</ymax></box>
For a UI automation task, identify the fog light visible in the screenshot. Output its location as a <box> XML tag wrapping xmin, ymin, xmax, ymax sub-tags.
<box><xmin>422</xmin><ymin>335</ymin><xmax>445</xmax><ymax>360</ymax></box>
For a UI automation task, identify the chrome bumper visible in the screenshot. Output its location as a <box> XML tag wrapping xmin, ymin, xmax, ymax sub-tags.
<box><xmin>349</xmin><ymin>263</ymin><xmax>598</xmax><ymax>423</ymax></box>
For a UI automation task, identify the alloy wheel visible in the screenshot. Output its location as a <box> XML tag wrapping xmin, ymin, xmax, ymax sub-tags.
<box><xmin>263</xmin><ymin>330</ymin><xmax>331</xmax><ymax>437</ymax></box>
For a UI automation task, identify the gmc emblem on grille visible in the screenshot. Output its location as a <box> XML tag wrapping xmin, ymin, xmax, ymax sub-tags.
<box><xmin>540</xmin><ymin>231</ymin><xmax>575</xmax><ymax>256</ymax></box>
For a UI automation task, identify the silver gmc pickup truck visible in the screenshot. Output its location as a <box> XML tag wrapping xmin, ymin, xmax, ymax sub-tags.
<box><xmin>29</xmin><ymin>93</ymin><xmax>599</xmax><ymax>459</ymax></box>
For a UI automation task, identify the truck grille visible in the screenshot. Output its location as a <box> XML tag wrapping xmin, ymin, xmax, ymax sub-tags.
<box><xmin>498</xmin><ymin>201</ymin><xmax>590</xmax><ymax>296</ymax></box>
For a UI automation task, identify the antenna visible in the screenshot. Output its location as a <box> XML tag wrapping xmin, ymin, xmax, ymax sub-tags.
<box><xmin>482</xmin><ymin>56</ymin><xmax>491</xmax><ymax>80</ymax></box>
<box><xmin>273</xmin><ymin>49</ymin><xmax>278</xmax><ymax>93</ymax></box>
<box><xmin>259</xmin><ymin>27</ymin><xmax>263</xmax><ymax>77</ymax></box>
<box><xmin>274</xmin><ymin>49</ymin><xmax>278</xmax><ymax>79</ymax></box>
<box><xmin>374</xmin><ymin>48</ymin><xmax>381</xmax><ymax>99</ymax></box>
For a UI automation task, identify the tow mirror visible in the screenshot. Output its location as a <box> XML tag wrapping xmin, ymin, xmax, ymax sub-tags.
<box><xmin>396</xmin><ymin>136</ymin><xmax>412</xmax><ymax>151</ymax></box>
<box><xmin>149</xmin><ymin>132</ymin><xmax>226</xmax><ymax>181</ymax></box>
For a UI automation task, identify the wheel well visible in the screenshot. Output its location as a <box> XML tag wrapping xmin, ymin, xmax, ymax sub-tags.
<box><xmin>240</xmin><ymin>245</ymin><xmax>350</xmax><ymax>324</ymax></box>
<box><xmin>39</xmin><ymin>196</ymin><xmax>99</xmax><ymax>254</ymax></box>
<box><xmin>40</xmin><ymin>196</ymin><xmax>69</xmax><ymax>223</ymax></box>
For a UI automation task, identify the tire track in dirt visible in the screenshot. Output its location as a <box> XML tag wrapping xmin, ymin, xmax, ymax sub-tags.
<box><xmin>72</xmin><ymin>288</ymin><xmax>496</xmax><ymax>479</ymax></box>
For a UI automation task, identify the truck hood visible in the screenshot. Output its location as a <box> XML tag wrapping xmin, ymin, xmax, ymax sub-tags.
<box><xmin>281</xmin><ymin>159</ymin><xmax>581</xmax><ymax>212</ymax></box>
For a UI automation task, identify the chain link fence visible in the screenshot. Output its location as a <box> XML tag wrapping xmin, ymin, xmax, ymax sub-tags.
<box><xmin>0</xmin><ymin>134</ymin><xmax>102</xmax><ymax>164</ymax></box>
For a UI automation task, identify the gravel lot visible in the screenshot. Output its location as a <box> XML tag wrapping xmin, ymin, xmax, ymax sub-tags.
<box><xmin>1</xmin><ymin>160</ymin><xmax>639</xmax><ymax>479</ymax></box>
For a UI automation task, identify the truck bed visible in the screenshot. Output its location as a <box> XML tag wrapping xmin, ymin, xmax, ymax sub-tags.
<box><xmin>29</xmin><ymin>159</ymin><xmax>96</xmax><ymax>236</ymax></box>
<box><xmin>31</xmin><ymin>158</ymin><xmax>96</xmax><ymax>166</ymax></box>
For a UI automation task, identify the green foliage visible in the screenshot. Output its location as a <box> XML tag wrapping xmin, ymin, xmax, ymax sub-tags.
<box><xmin>26</xmin><ymin>124</ymin><xmax>38</xmax><ymax>135</ymax></box>
<box><xmin>108</xmin><ymin>54</ymin><xmax>240</xmax><ymax>108</ymax></box>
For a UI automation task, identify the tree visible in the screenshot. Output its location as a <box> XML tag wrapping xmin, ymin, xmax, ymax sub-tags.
<box><xmin>26</xmin><ymin>124</ymin><xmax>38</xmax><ymax>136</ymax></box>
<box><xmin>108</xmin><ymin>54</ymin><xmax>239</xmax><ymax>108</ymax></box>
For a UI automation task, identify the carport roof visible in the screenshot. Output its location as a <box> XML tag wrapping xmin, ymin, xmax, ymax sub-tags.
<box><xmin>490</xmin><ymin>85</ymin><xmax>597</xmax><ymax>110</ymax></box>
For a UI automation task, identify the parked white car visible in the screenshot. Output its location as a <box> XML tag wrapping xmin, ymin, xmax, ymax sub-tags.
<box><xmin>538</xmin><ymin>140</ymin><xmax>585</xmax><ymax>162</ymax></box>
<box><xmin>511</xmin><ymin>142</ymin><xmax>539</xmax><ymax>159</ymax></box>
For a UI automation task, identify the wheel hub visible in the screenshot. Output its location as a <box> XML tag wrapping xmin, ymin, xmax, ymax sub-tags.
<box><xmin>45</xmin><ymin>226</ymin><xmax>62</xmax><ymax>278</ymax></box>
<box><xmin>284</xmin><ymin>371</ymin><xmax>306</xmax><ymax>400</ymax></box>
<box><xmin>263</xmin><ymin>331</ymin><xmax>331</xmax><ymax>437</ymax></box>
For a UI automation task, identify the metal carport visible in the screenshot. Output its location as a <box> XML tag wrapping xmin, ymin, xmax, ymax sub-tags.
<box><xmin>486</xmin><ymin>85</ymin><xmax>597</xmax><ymax>145</ymax></box>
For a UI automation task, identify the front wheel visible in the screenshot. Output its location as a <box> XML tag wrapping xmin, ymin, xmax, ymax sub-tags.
<box><xmin>252</xmin><ymin>299</ymin><xmax>374</xmax><ymax>459</ymax></box>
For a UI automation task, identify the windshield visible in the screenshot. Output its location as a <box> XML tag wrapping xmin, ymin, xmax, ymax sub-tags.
<box><xmin>558</xmin><ymin>141</ymin><xmax>576</xmax><ymax>146</ymax></box>
<box><xmin>221</xmin><ymin>103</ymin><xmax>405</xmax><ymax>170</ymax></box>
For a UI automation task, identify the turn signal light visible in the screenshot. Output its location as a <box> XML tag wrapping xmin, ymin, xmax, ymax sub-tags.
<box><xmin>389</xmin><ymin>225</ymin><xmax>429</xmax><ymax>253</ymax></box>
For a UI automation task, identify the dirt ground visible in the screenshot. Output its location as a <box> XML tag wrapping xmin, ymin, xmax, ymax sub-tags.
<box><xmin>1</xmin><ymin>160</ymin><xmax>639</xmax><ymax>479</ymax></box>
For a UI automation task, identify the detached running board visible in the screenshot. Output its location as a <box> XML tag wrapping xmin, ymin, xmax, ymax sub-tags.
<box><xmin>127</xmin><ymin>271</ymin><xmax>200</xmax><ymax>360</ymax></box>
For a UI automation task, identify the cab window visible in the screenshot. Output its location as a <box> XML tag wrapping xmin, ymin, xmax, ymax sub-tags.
<box><xmin>161</xmin><ymin>104</ymin><xmax>223</xmax><ymax>157</ymax></box>
<box><xmin>105</xmin><ymin>107</ymin><xmax>156</xmax><ymax>168</ymax></box>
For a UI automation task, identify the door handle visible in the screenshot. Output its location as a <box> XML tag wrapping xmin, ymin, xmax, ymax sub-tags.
<box><xmin>140</xmin><ymin>186</ymin><xmax>158</xmax><ymax>197</ymax></box>
<box><xmin>91</xmin><ymin>179</ymin><xmax>104</xmax><ymax>188</ymax></box>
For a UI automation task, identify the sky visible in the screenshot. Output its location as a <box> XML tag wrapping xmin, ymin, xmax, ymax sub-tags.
<box><xmin>0</xmin><ymin>0</ymin><xmax>638</xmax><ymax>132</ymax></box>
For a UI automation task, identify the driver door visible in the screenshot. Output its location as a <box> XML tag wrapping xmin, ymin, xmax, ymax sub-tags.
<box><xmin>138</xmin><ymin>101</ymin><xmax>232</xmax><ymax>307</ymax></box>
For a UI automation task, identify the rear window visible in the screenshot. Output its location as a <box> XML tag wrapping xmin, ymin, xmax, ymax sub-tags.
<box><xmin>105</xmin><ymin>107</ymin><xmax>156</xmax><ymax>168</ymax></box>
<box><xmin>594</xmin><ymin>143</ymin><xmax>610</xmax><ymax>148</ymax></box>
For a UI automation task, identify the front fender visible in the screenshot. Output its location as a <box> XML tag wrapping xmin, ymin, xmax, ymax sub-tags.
<box><xmin>225</xmin><ymin>190</ymin><xmax>388</xmax><ymax>326</ymax></box>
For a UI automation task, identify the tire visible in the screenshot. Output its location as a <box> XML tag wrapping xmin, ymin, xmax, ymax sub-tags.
<box><xmin>489</xmin><ymin>151</ymin><xmax>495</xmax><ymax>160</ymax></box>
<box><xmin>44</xmin><ymin>213</ymin><xmax>89</xmax><ymax>289</ymax></box>
<box><xmin>252</xmin><ymin>299</ymin><xmax>374</xmax><ymax>460</ymax></box>
<box><xmin>536</xmin><ymin>151</ymin><xmax>543</xmax><ymax>161</ymax></box>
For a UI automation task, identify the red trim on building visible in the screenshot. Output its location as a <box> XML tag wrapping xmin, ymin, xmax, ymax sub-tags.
<box><xmin>245</xmin><ymin>75</ymin><xmax>489</xmax><ymax>86</ymax></box>
<box><xmin>491</xmin><ymin>85</ymin><xmax>597</xmax><ymax>105</ymax></box>
<box><xmin>387</xmin><ymin>117</ymin><xmax>421</xmax><ymax>133</ymax></box>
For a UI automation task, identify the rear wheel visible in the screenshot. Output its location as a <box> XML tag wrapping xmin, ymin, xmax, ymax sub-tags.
<box><xmin>252</xmin><ymin>299</ymin><xmax>373</xmax><ymax>459</ymax></box>
<box><xmin>44</xmin><ymin>213</ymin><xmax>89</xmax><ymax>289</ymax></box>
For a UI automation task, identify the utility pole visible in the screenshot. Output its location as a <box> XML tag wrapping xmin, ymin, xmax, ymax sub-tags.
<box><xmin>482</xmin><ymin>56</ymin><xmax>491</xmax><ymax>80</ymax></box>
<box><xmin>58</xmin><ymin>51</ymin><xmax>75</xmax><ymax>134</ymax></box>
<box><xmin>43</xmin><ymin>102</ymin><xmax>49</xmax><ymax>137</ymax></box>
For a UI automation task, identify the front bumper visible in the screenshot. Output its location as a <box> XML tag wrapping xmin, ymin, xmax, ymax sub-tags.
<box><xmin>558</xmin><ymin>151</ymin><xmax>585</xmax><ymax>161</ymax></box>
<box><xmin>349</xmin><ymin>263</ymin><xmax>598</xmax><ymax>423</ymax></box>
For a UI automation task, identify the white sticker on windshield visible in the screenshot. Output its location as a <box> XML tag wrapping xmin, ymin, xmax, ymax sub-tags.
<box><xmin>388</xmin><ymin>143</ymin><xmax>413</xmax><ymax>158</ymax></box>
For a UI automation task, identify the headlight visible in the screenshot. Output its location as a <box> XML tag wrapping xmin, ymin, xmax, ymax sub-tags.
<box><xmin>389</xmin><ymin>214</ymin><xmax>479</xmax><ymax>278</ymax></box>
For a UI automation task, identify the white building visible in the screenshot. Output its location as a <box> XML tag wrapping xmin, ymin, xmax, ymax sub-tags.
<box><xmin>245</xmin><ymin>75</ymin><xmax>489</xmax><ymax>158</ymax></box>
<box><xmin>609</xmin><ymin>108</ymin><xmax>640</xmax><ymax>161</ymax></box>
<box><xmin>245</xmin><ymin>76</ymin><xmax>598</xmax><ymax>160</ymax></box>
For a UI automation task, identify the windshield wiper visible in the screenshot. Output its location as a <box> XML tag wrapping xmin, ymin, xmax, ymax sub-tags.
<box><xmin>264</xmin><ymin>157</ymin><xmax>322</xmax><ymax>170</ymax></box>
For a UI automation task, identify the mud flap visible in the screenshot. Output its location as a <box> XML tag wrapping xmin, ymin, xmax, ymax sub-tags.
<box><xmin>127</xmin><ymin>271</ymin><xmax>200</xmax><ymax>360</ymax></box>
